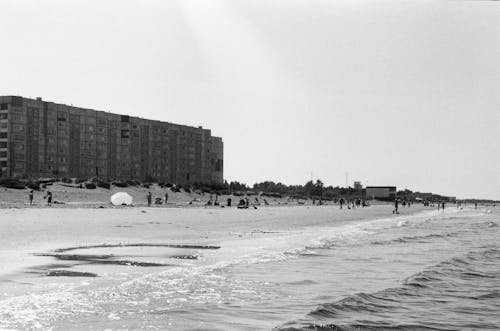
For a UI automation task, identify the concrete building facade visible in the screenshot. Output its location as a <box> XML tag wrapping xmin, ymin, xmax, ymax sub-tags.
<box><xmin>0</xmin><ymin>96</ymin><xmax>223</xmax><ymax>185</ymax></box>
<box><xmin>365</xmin><ymin>186</ymin><xmax>397</xmax><ymax>200</ymax></box>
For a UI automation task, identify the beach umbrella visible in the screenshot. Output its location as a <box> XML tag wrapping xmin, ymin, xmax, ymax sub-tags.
<box><xmin>111</xmin><ymin>192</ymin><xmax>133</xmax><ymax>206</ymax></box>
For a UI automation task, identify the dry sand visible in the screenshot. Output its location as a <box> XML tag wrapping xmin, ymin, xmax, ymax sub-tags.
<box><xmin>0</xmin><ymin>183</ymin><xmax>296</xmax><ymax>208</ymax></box>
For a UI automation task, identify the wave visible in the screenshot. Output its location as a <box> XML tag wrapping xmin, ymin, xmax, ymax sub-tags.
<box><xmin>370</xmin><ymin>232</ymin><xmax>459</xmax><ymax>245</ymax></box>
<box><xmin>277</xmin><ymin>247</ymin><xmax>500</xmax><ymax>330</ymax></box>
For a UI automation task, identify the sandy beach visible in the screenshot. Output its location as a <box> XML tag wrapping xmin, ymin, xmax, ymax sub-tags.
<box><xmin>2</xmin><ymin>201</ymin><xmax>497</xmax><ymax>330</ymax></box>
<box><xmin>0</xmin><ymin>202</ymin><xmax>423</xmax><ymax>278</ymax></box>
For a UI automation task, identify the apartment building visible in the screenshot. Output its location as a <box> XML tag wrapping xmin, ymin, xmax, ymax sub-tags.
<box><xmin>0</xmin><ymin>96</ymin><xmax>223</xmax><ymax>185</ymax></box>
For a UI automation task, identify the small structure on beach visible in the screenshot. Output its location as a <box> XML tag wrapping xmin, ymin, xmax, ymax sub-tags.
<box><xmin>111</xmin><ymin>192</ymin><xmax>133</xmax><ymax>206</ymax></box>
<box><xmin>366</xmin><ymin>186</ymin><xmax>397</xmax><ymax>200</ymax></box>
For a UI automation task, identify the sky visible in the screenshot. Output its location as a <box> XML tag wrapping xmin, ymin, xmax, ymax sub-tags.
<box><xmin>0</xmin><ymin>0</ymin><xmax>499</xmax><ymax>199</ymax></box>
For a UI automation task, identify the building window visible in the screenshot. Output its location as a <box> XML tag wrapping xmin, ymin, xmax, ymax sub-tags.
<box><xmin>0</xmin><ymin>103</ymin><xmax>8</xmax><ymax>110</ymax></box>
<box><xmin>0</xmin><ymin>151</ymin><xmax>7</xmax><ymax>157</ymax></box>
<box><xmin>0</xmin><ymin>142</ymin><xmax>7</xmax><ymax>148</ymax></box>
<box><xmin>0</xmin><ymin>133</ymin><xmax>7</xmax><ymax>139</ymax></box>
<box><xmin>0</xmin><ymin>113</ymin><xmax>7</xmax><ymax>120</ymax></box>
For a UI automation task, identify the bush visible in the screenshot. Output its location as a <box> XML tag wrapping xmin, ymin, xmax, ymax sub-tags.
<box><xmin>164</xmin><ymin>183</ymin><xmax>173</xmax><ymax>188</ymax></box>
<box><xmin>38</xmin><ymin>178</ymin><xmax>58</xmax><ymax>184</ymax></box>
<box><xmin>61</xmin><ymin>177</ymin><xmax>73</xmax><ymax>184</ymax></box>
<box><xmin>170</xmin><ymin>186</ymin><xmax>181</xmax><ymax>193</ymax></box>
<box><xmin>96</xmin><ymin>181</ymin><xmax>111</xmax><ymax>189</ymax></box>
<box><xmin>0</xmin><ymin>179</ymin><xmax>25</xmax><ymax>189</ymax></box>
<box><xmin>126</xmin><ymin>180</ymin><xmax>140</xmax><ymax>186</ymax></box>
<box><xmin>142</xmin><ymin>183</ymin><xmax>150</xmax><ymax>188</ymax></box>
<box><xmin>112</xmin><ymin>181</ymin><xmax>128</xmax><ymax>188</ymax></box>
<box><xmin>85</xmin><ymin>182</ymin><xmax>96</xmax><ymax>189</ymax></box>
<box><xmin>262</xmin><ymin>192</ymin><xmax>282</xmax><ymax>198</ymax></box>
<box><xmin>75</xmin><ymin>178</ymin><xmax>87</xmax><ymax>184</ymax></box>
<box><xmin>26</xmin><ymin>182</ymin><xmax>41</xmax><ymax>191</ymax></box>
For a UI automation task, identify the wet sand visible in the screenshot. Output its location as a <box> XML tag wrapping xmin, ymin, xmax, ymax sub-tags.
<box><xmin>0</xmin><ymin>204</ymin><xmax>424</xmax><ymax>280</ymax></box>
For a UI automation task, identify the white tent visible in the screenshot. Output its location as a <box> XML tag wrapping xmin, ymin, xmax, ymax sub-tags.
<box><xmin>111</xmin><ymin>192</ymin><xmax>133</xmax><ymax>206</ymax></box>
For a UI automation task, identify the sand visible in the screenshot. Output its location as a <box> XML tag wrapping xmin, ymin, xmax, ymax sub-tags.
<box><xmin>0</xmin><ymin>183</ymin><xmax>296</xmax><ymax>208</ymax></box>
<box><xmin>0</xmin><ymin>201</ymin><xmax>434</xmax><ymax>329</ymax></box>
<box><xmin>0</xmin><ymin>203</ymin><xmax>425</xmax><ymax>279</ymax></box>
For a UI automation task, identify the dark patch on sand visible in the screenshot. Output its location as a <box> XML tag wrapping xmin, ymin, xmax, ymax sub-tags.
<box><xmin>116</xmin><ymin>225</ymin><xmax>133</xmax><ymax>228</ymax></box>
<box><xmin>35</xmin><ymin>253</ymin><xmax>171</xmax><ymax>267</ymax></box>
<box><xmin>54</xmin><ymin>243</ymin><xmax>220</xmax><ymax>253</ymax></box>
<box><xmin>46</xmin><ymin>270</ymin><xmax>98</xmax><ymax>277</ymax></box>
<box><xmin>170</xmin><ymin>255</ymin><xmax>198</xmax><ymax>260</ymax></box>
<box><xmin>33</xmin><ymin>243</ymin><xmax>211</xmax><ymax>271</ymax></box>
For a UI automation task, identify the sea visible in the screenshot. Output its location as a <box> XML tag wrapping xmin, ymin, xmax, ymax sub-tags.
<box><xmin>0</xmin><ymin>206</ymin><xmax>498</xmax><ymax>330</ymax></box>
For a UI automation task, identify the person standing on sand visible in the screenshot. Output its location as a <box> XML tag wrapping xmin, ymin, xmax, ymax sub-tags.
<box><xmin>45</xmin><ymin>191</ymin><xmax>52</xmax><ymax>206</ymax></box>
<box><xmin>164</xmin><ymin>192</ymin><xmax>169</xmax><ymax>205</ymax></box>
<box><xmin>393</xmin><ymin>198</ymin><xmax>399</xmax><ymax>214</ymax></box>
<box><xmin>438</xmin><ymin>201</ymin><xmax>441</xmax><ymax>211</ymax></box>
<box><xmin>28</xmin><ymin>190</ymin><xmax>34</xmax><ymax>206</ymax></box>
<box><xmin>147</xmin><ymin>192</ymin><xmax>152</xmax><ymax>207</ymax></box>
<box><xmin>442</xmin><ymin>201</ymin><xmax>445</xmax><ymax>211</ymax></box>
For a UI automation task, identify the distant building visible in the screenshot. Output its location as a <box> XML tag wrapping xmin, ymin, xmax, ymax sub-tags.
<box><xmin>353</xmin><ymin>181</ymin><xmax>362</xmax><ymax>190</ymax></box>
<box><xmin>366</xmin><ymin>186</ymin><xmax>397</xmax><ymax>200</ymax></box>
<box><xmin>0</xmin><ymin>96</ymin><xmax>223</xmax><ymax>184</ymax></box>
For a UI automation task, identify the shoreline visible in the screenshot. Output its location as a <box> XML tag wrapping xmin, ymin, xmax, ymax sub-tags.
<box><xmin>0</xmin><ymin>204</ymin><xmax>431</xmax><ymax>278</ymax></box>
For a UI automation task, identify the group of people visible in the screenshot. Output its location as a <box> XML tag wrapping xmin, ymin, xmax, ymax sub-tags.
<box><xmin>393</xmin><ymin>198</ymin><xmax>412</xmax><ymax>214</ymax></box>
<box><xmin>27</xmin><ymin>189</ymin><xmax>53</xmax><ymax>206</ymax></box>
<box><xmin>146</xmin><ymin>191</ymin><xmax>168</xmax><ymax>207</ymax></box>
<box><xmin>338</xmin><ymin>198</ymin><xmax>370</xmax><ymax>210</ymax></box>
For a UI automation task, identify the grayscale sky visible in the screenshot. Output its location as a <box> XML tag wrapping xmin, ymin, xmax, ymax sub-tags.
<box><xmin>0</xmin><ymin>0</ymin><xmax>499</xmax><ymax>199</ymax></box>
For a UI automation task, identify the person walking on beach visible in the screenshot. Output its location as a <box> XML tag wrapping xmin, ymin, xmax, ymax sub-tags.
<box><xmin>393</xmin><ymin>198</ymin><xmax>399</xmax><ymax>214</ymax></box>
<box><xmin>45</xmin><ymin>191</ymin><xmax>52</xmax><ymax>206</ymax></box>
<box><xmin>147</xmin><ymin>191</ymin><xmax>152</xmax><ymax>207</ymax></box>
<box><xmin>164</xmin><ymin>192</ymin><xmax>169</xmax><ymax>205</ymax></box>
<box><xmin>441</xmin><ymin>201</ymin><xmax>445</xmax><ymax>211</ymax></box>
<box><xmin>28</xmin><ymin>190</ymin><xmax>34</xmax><ymax>206</ymax></box>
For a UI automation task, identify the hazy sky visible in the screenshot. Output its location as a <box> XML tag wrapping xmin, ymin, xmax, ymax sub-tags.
<box><xmin>1</xmin><ymin>0</ymin><xmax>499</xmax><ymax>199</ymax></box>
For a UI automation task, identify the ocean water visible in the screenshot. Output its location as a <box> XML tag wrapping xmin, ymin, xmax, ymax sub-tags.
<box><xmin>0</xmin><ymin>206</ymin><xmax>498</xmax><ymax>330</ymax></box>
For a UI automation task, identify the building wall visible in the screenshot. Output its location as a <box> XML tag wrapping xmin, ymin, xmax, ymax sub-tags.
<box><xmin>366</xmin><ymin>186</ymin><xmax>397</xmax><ymax>199</ymax></box>
<box><xmin>0</xmin><ymin>96</ymin><xmax>223</xmax><ymax>184</ymax></box>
